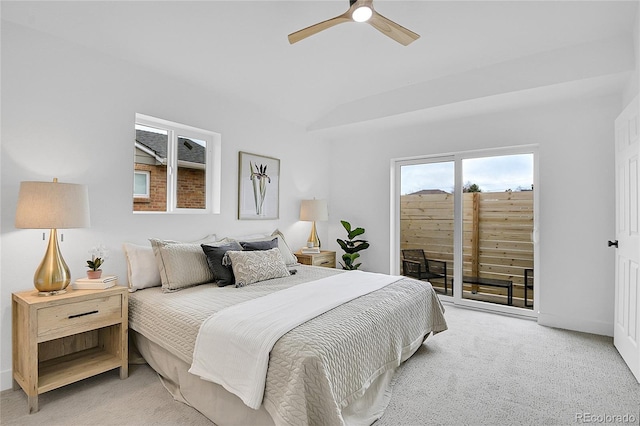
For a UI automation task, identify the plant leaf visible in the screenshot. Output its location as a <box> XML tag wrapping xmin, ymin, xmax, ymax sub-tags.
<box><xmin>350</xmin><ymin>242</ymin><xmax>370</xmax><ymax>253</ymax></box>
<box><xmin>348</xmin><ymin>227</ymin><xmax>365</xmax><ymax>239</ymax></box>
<box><xmin>341</xmin><ymin>220</ymin><xmax>351</xmax><ymax>233</ymax></box>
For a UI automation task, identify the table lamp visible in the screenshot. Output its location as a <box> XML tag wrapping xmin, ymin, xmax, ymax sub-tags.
<box><xmin>299</xmin><ymin>199</ymin><xmax>328</xmax><ymax>248</ymax></box>
<box><xmin>15</xmin><ymin>178</ymin><xmax>91</xmax><ymax>296</ymax></box>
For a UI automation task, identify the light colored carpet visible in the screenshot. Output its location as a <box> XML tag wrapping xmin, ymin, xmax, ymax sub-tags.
<box><xmin>2</xmin><ymin>304</ymin><xmax>638</xmax><ymax>426</ymax></box>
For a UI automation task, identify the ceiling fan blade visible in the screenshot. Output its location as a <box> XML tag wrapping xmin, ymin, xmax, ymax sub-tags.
<box><xmin>368</xmin><ymin>11</ymin><xmax>420</xmax><ymax>46</ymax></box>
<box><xmin>288</xmin><ymin>13</ymin><xmax>351</xmax><ymax>44</ymax></box>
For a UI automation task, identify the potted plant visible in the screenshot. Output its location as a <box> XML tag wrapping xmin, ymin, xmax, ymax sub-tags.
<box><xmin>86</xmin><ymin>245</ymin><xmax>108</xmax><ymax>279</ymax></box>
<box><xmin>336</xmin><ymin>220</ymin><xmax>370</xmax><ymax>270</ymax></box>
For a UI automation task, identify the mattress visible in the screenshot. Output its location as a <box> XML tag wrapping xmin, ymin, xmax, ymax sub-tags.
<box><xmin>129</xmin><ymin>265</ymin><xmax>447</xmax><ymax>425</ymax></box>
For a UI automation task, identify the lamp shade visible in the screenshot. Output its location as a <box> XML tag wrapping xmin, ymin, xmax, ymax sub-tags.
<box><xmin>15</xmin><ymin>180</ymin><xmax>91</xmax><ymax>229</ymax></box>
<box><xmin>300</xmin><ymin>199</ymin><xmax>328</xmax><ymax>222</ymax></box>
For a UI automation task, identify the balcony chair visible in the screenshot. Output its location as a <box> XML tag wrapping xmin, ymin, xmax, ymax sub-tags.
<box><xmin>401</xmin><ymin>249</ymin><xmax>449</xmax><ymax>295</ymax></box>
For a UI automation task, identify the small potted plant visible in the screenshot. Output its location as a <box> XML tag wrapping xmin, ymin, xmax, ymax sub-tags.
<box><xmin>86</xmin><ymin>244</ymin><xmax>108</xmax><ymax>279</ymax></box>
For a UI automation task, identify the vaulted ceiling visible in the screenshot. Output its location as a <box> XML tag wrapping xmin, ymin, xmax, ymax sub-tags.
<box><xmin>2</xmin><ymin>1</ymin><xmax>637</xmax><ymax>133</ymax></box>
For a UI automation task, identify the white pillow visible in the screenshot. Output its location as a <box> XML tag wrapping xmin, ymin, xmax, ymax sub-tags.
<box><xmin>271</xmin><ymin>229</ymin><xmax>299</xmax><ymax>266</ymax></box>
<box><xmin>122</xmin><ymin>243</ymin><xmax>162</xmax><ymax>292</ymax></box>
<box><xmin>149</xmin><ymin>238</ymin><xmax>216</xmax><ymax>292</ymax></box>
<box><xmin>190</xmin><ymin>234</ymin><xmax>218</xmax><ymax>244</ymax></box>
<box><xmin>123</xmin><ymin>234</ymin><xmax>217</xmax><ymax>292</ymax></box>
<box><xmin>226</xmin><ymin>232</ymin><xmax>269</xmax><ymax>241</ymax></box>
<box><xmin>226</xmin><ymin>248</ymin><xmax>290</xmax><ymax>287</ymax></box>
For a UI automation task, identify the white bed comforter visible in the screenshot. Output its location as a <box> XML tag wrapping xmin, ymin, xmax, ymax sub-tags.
<box><xmin>189</xmin><ymin>271</ymin><xmax>401</xmax><ymax>409</ymax></box>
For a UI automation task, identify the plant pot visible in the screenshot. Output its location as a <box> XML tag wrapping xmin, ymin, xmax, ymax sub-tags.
<box><xmin>87</xmin><ymin>270</ymin><xmax>102</xmax><ymax>279</ymax></box>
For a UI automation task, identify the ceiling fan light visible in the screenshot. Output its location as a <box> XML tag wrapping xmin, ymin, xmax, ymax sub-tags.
<box><xmin>352</xmin><ymin>6</ymin><xmax>372</xmax><ymax>22</ymax></box>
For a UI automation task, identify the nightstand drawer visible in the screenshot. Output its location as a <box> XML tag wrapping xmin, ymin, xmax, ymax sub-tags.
<box><xmin>296</xmin><ymin>250</ymin><xmax>336</xmax><ymax>268</ymax></box>
<box><xmin>37</xmin><ymin>294</ymin><xmax>122</xmax><ymax>341</ymax></box>
<box><xmin>311</xmin><ymin>252</ymin><xmax>335</xmax><ymax>267</ymax></box>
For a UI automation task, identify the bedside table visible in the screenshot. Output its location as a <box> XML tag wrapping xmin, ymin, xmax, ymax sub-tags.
<box><xmin>12</xmin><ymin>286</ymin><xmax>128</xmax><ymax>413</ymax></box>
<box><xmin>296</xmin><ymin>250</ymin><xmax>336</xmax><ymax>268</ymax></box>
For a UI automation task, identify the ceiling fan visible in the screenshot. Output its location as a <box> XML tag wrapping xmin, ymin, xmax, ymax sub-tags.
<box><xmin>288</xmin><ymin>0</ymin><xmax>420</xmax><ymax>46</ymax></box>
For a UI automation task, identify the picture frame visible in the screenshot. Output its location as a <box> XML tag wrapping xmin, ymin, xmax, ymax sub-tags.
<box><xmin>238</xmin><ymin>151</ymin><xmax>280</xmax><ymax>220</ymax></box>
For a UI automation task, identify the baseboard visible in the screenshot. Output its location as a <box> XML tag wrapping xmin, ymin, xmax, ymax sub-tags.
<box><xmin>1</xmin><ymin>368</ymin><xmax>13</xmax><ymax>392</ymax></box>
<box><xmin>538</xmin><ymin>312</ymin><xmax>614</xmax><ymax>337</ymax></box>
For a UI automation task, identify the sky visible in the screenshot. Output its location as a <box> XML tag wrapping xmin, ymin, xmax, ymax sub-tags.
<box><xmin>400</xmin><ymin>154</ymin><xmax>533</xmax><ymax>195</ymax></box>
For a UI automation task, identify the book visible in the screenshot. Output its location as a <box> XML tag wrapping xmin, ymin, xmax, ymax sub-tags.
<box><xmin>300</xmin><ymin>247</ymin><xmax>320</xmax><ymax>254</ymax></box>
<box><xmin>72</xmin><ymin>275</ymin><xmax>118</xmax><ymax>290</ymax></box>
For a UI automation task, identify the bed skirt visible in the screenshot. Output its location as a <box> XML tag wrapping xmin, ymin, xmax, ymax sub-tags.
<box><xmin>132</xmin><ymin>330</ymin><xmax>422</xmax><ymax>426</ymax></box>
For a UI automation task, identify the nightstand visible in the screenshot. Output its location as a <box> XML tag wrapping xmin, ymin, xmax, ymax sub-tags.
<box><xmin>296</xmin><ymin>250</ymin><xmax>336</xmax><ymax>268</ymax></box>
<box><xmin>12</xmin><ymin>286</ymin><xmax>128</xmax><ymax>413</ymax></box>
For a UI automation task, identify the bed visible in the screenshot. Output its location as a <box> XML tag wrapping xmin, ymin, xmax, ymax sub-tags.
<box><xmin>125</xmin><ymin>235</ymin><xmax>447</xmax><ymax>426</ymax></box>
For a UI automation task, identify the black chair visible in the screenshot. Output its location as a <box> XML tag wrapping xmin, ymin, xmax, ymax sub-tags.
<box><xmin>402</xmin><ymin>249</ymin><xmax>449</xmax><ymax>295</ymax></box>
<box><xmin>524</xmin><ymin>268</ymin><xmax>534</xmax><ymax>308</ymax></box>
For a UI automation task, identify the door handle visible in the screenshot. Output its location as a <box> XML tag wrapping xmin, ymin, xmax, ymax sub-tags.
<box><xmin>608</xmin><ymin>240</ymin><xmax>619</xmax><ymax>248</ymax></box>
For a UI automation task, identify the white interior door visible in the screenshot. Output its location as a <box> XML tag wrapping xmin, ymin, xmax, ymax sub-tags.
<box><xmin>614</xmin><ymin>95</ymin><xmax>640</xmax><ymax>383</ymax></box>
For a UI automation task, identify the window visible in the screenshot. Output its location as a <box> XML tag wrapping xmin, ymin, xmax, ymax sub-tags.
<box><xmin>134</xmin><ymin>114</ymin><xmax>221</xmax><ymax>214</ymax></box>
<box><xmin>133</xmin><ymin>171</ymin><xmax>150</xmax><ymax>198</ymax></box>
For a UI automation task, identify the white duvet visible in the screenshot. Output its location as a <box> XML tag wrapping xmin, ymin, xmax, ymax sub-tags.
<box><xmin>189</xmin><ymin>270</ymin><xmax>401</xmax><ymax>409</ymax></box>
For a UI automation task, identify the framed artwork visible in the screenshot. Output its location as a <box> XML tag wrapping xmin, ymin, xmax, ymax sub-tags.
<box><xmin>238</xmin><ymin>151</ymin><xmax>280</xmax><ymax>220</ymax></box>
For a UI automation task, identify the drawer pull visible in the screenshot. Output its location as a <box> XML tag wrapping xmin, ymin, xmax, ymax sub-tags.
<box><xmin>68</xmin><ymin>310</ymin><xmax>99</xmax><ymax>319</ymax></box>
<box><xmin>320</xmin><ymin>261</ymin><xmax>329</xmax><ymax>264</ymax></box>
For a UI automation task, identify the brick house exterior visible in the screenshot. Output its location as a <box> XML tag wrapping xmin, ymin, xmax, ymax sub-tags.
<box><xmin>134</xmin><ymin>129</ymin><xmax>206</xmax><ymax>211</ymax></box>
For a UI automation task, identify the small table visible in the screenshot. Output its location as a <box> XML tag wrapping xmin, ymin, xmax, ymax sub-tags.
<box><xmin>12</xmin><ymin>286</ymin><xmax>128</xmax><ymax>413</ymax></box>
<box><xmin>462</xmin><ymin>276</ymin><xmax>513</xmax><ymax>306</ymax></box>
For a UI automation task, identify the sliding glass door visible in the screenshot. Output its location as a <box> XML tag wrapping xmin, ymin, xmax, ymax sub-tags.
<box><xmin>393</xmin><ymin>147</ymin><xmax>537</xmax><ymax>316</ymax></box>
<box><xmin>461</xmin><ymin>154</ymin><xmax>534</xmax><ymax>309</ymax></box>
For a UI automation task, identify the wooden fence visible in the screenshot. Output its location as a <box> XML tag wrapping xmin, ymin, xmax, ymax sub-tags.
<box><xmin>400</xmin><ymin>191</ymin><xmax>533</xmax><ymax>304</ymax></box>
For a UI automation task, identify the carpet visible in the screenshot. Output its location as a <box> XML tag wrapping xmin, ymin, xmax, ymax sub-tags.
<box><xmin>2</xmin><ymin>304</ymin><xmax>638</xmax><ymax>425</ymax></box>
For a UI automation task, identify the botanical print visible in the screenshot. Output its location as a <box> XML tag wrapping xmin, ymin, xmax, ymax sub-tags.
<box><xmin>238</xmin><ymin>152</ymin><xmax>279</xmax><ymax>220</ymax></box>
<box><xmin>250</xmin><ymin>162</ymin><xmax>271</xmax><ymax>216</ymax></box>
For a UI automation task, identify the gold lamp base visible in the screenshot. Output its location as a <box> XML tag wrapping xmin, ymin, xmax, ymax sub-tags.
<box><xmin>35</xmin><ymin>229</ymin><xmax>71</xmax><ymax>296</ymax></box>
<box><xmin>307</xmin><ymin>221</ymin><xmax>321</xmax><ymax>248</ymax></box>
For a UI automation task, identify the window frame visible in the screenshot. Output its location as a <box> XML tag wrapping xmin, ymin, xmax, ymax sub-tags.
<box><xmin>134</xmin><ymin>113</ymin><xmax>221</xmax><ymax>214</ymax></box>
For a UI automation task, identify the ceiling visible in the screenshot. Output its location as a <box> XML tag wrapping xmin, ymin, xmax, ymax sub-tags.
<box><xmin>2</xmin><ymin>1</ymin><xmax>638</xmax><ymax>132</ymax></box>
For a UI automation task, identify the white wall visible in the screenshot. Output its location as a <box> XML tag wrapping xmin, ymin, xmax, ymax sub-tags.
<box><xmin>2</xmin><ymin>14</ymin><xmax>637</xmax><ymax>393</ymax></box>
<box><xmin>0</xmin><ymin>22</ymin><xmax>331</xmax><ymax>390</ymax></box>
<box><xmin>324</xmin><ymin>95</ymin><xmax>622</xmax><ymax>337</ymax></box>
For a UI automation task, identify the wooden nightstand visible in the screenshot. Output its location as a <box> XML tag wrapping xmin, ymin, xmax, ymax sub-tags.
<box><xmin>296</xmin><ymin>250</ymin><xmax>336</xmax><ymax>268</ymax></box>
<box><xmin>12</xmin><ymin>286</ymin><xmax>128</xmax><ymax>413</ymax></box>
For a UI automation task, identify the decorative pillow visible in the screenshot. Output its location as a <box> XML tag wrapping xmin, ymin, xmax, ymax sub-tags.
<box><xmin>227</xmin><ymin>230</ymin><xmax>298</xmax><ymax>266</ymax></box>
<box><xmin>201</xmin><ymin>241</ymin><xmax>243</xmax><ymax>286</ymax></box>
<box><xmin>239</xmin><ymin>238</ymin><xmax>278</xmax><ymax>251</ymax></box>
<box><xmin>122</xmin><ymin>243</ymin><xmax>162</xmax><ymax>292</ymax></box>
<box><xmin>149</xmin><ymin>238</ymin><xmax>215</xmax><ymax>292</ymax></box>
<box><xmin>226</xmin><ymin>248</ymin><xmax>290</xmax><ymax>288</ymax></box>
<box><xmin>190</xmin><ymin>234</ymin><xmax>218</xmax><ymax>244</ymax></box>
<box><xmin>271</xmin><ymin>229</ymin><xmax>299</xmax><ymax>266</ymax></box>
<box><xmin>227</xmin><ymin>233</ymin><xmax>269</xmax><ymax>241</ymax></box>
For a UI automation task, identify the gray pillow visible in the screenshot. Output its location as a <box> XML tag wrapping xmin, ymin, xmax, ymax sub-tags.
<box><xmin>228</xmin><ymin>231</ymin><xmax>298</xmax><ymax>266</ymax></box>
<box><xmin>201</xmin><ymin>241</ymin><xmax>243</xmax><ymax>286</ymax></box>
<box><xmin>149</xmin><ymin>239</ymin><xmax>215</xmax><ymax>292</ymax></box>
<box><xmin>226</xmin><ymin>248</ymin><xmax>290</xmax><ymax>288</ymax></box>
<box><xmin>239</xmin><ymin>238</ymin><xmax>278</xmax><ymax>251</ymax></box>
